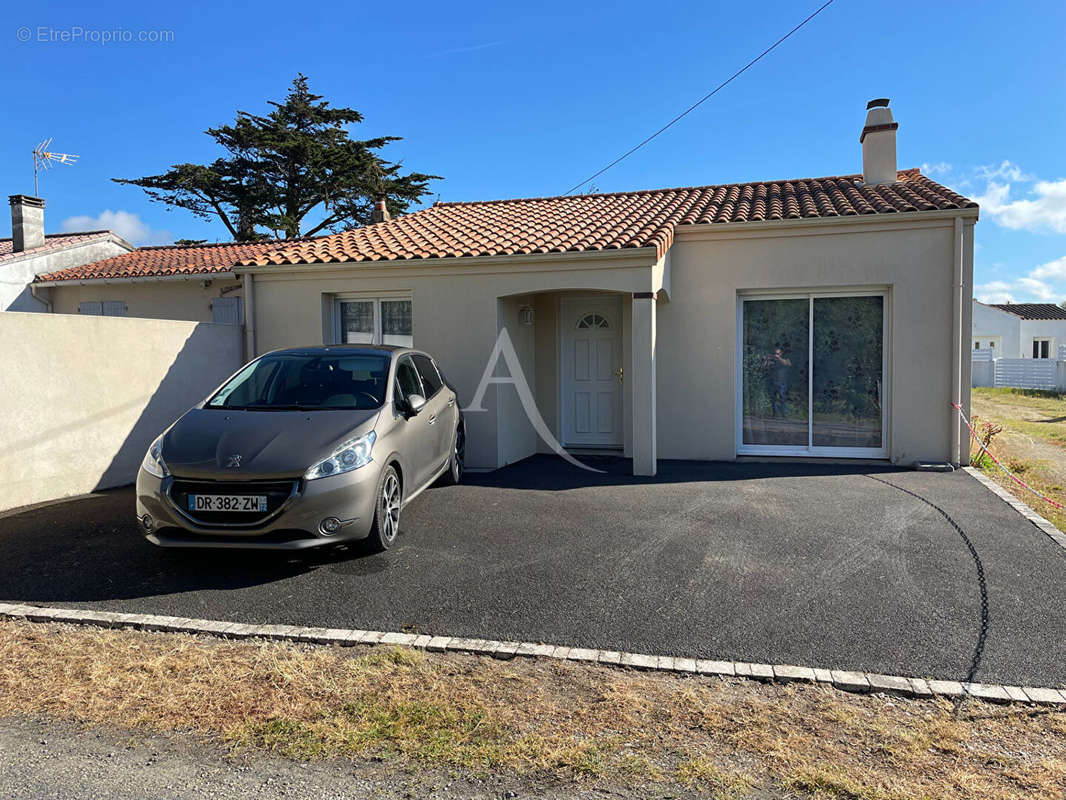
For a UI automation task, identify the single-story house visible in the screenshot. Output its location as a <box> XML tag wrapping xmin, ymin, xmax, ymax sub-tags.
<box><xmin>36</xmin><ymin>99</ymin><xmax>979</xmax><ymax>476</ymax></box>
<box><xmin>32</xmin><ymin>239</ymin><xmax>309</xmax><ymax>323</ymax></box>
<box><xmin>972</xmin><ymin>299</ymin><xmax>1066</xmax><ymax>358</ymax></box>
<box><xmin>2</xmin><ymin>195</ymin><xmax>133</xmax><ymax>312</ymax></box>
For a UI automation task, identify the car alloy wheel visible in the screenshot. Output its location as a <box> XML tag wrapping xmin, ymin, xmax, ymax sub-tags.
<box><xmin>443</xmin><ymin>424</ymin><xmax>464</xmax><ymax>485</ymax></box>
<box><xmin>381</xmin><ymin>472</ymin><xmax>400</xmax><ymax>543</ymax></box>
<box><xmin>453</xmin><ymin>427</ymin><xmax>465</xmax><ymax>479</ymax></box>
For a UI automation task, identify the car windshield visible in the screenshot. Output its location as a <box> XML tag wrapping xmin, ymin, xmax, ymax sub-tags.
<box><xmin>207</xmin><ymin>353</ymin><xmax>390</xmax><ymax>411</ymax></box>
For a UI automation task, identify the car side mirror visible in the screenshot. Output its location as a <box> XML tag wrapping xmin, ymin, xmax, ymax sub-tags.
<box><xmin>406</xmin><ymin>393</ymin><xmax>427</xmax><ymax>415</ymax></box>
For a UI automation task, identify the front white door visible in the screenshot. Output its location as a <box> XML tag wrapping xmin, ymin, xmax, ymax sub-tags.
<box><xmin>560</xmin><ymin>297</ymin><xmax>623</xmax><ymax>448</ymax></box>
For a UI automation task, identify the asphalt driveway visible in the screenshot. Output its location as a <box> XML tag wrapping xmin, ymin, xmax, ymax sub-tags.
<box><xmin>2</xmin><ymin>456</ymin><xmax>1065</xmax><ymax>687</ymax></box>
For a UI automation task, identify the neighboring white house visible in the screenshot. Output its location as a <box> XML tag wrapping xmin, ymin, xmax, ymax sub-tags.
<box><xmin>1</xmin><ymin>195</ymin><xmax>133</xmax><ymax>312</ymax></box>
<box><xmin>972</xmin><ymin>299</ymin><xmax>1066</xmax><ymax>358</ymax></box>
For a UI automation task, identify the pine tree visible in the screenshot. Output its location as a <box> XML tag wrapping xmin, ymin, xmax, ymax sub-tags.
<box><xmin>114</xmin><ymin>75</ymin><xmax>439</xmax><ymax>240</ymax></box>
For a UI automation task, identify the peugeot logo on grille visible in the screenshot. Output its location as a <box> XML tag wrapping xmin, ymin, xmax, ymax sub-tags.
<box><xmin>225</xmin><ymin>454</ymin><xmax>242</xmax><ymax>468</ymax></box>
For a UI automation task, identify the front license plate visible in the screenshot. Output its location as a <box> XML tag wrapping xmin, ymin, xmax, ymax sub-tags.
<box><xmin>188</xmin><ymin>494</ymin><xmax>268</xmax><ymax>513</ymax></box>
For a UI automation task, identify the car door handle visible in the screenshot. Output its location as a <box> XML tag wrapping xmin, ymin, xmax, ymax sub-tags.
<box><xmin>427</xmin><ymin>414</ymin><xmax>437</xmax><ymax>425</ymax></box>
<box><xmin>447</xmin><ymin>397</ymin><xmax>455</xmax><ymax>408</ymax></box>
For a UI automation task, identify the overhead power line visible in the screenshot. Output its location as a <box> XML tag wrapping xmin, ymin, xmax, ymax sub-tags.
<box><xmin>563</xmin><ymin>0</ymin><xmax>836</xmax><ymax>195</ymax></box>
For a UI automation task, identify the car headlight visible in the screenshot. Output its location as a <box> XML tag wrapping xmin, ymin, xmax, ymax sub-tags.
<box><xmin>141</xmin><ymin>435</ymin><xmax>169</xmax><ymax>478</ymax></box>
<box><xmin>305</xmin><ymin>431</ymin><xmax>376</xmax><ymax>480</ymax></box>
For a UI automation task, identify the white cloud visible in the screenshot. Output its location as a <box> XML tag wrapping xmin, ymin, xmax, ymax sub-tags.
<box><xmin>1015</xmin><ymin>276</ymin><xmax>1058</xmax><ymax>301</ymax></box>
<box><xmin>977</xmin><ymin>178</ymin><xmax>1066</xmax><ymax>234</ymax></box>
<box><xmin>974</xmin><ymin>280</ymin><xmax>1015</xmax><ymax>304</ymax></box>
<box><xmin>967</xmin><ymin>159</ymin><xmax>1066</xmax><ymax>234</ymax></box>
<box><xmin>975</xmin><ymin>160</ymin><xmax>1032</xmax><ymax>183</ymax></box>
<box><xmin>60</xmin><ymin>210</ymin><xmax>173</xmax><ymax>246</ymax></box>
<box><xmin>920</xmin><ymin>161</ymin><xmax>952</xmax><ymax>177</ymax></box>
<box><xmin>1030</xmin><ymin>255</ymin><xmax>1066</xmax><ymax>281</ymax></box>
<box><xmin>976</xmin><ymin>255</ymin><xmax>1066</xmax><ymax>303</ymax></box>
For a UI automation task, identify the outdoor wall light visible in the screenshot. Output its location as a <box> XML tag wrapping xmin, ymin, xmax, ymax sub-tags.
<box><xmin>518</xmin><ymin>306</ymin><xmax>534</xmax><ymax>326</ymax></box>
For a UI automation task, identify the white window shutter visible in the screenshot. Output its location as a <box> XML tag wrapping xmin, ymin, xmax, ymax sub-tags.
<box><xmin>78</xmin><ymin>301</ymin><xmax>103</xmax><ymax>315</ymax></box>
<box><xmin>102</xmin><ymin>301</ymin><xmax>127</xmax><ymax>317</ymax></box>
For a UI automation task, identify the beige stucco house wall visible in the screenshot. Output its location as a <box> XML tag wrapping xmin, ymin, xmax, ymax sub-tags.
<box><xmin>244</xmin><ymin>251</ymin><xmax>661</xmax><ymax>471</ymax></box>
<box><xmin>239</xmin><ymin>208</ymin><xmax>975</xmax><ymax>473</ymax></box>
<box><xmin>42</xmin><ymin>275</ymin><xmax>242</xmax><ymax>322</ymax></box>
<box><xmin>660</xmin><ymin>213</ymin><xmax>974</xmax><ymax>465</ymax></box>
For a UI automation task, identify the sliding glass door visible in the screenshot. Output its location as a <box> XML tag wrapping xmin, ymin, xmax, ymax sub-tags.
<box><xmin>738</xmin><ymin>292</ymin><xmax>887</xmax><ymax>457</ymax></box>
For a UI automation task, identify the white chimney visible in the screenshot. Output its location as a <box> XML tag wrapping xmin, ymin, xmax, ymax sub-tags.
<box><xmin>860</xmin><ymin>98</ymin><xmax>898</xmax><ymax>185</ymax></box>
<box><xmin>9</xmin><ymin>194</ymin><xmax>45</xmax><ymax>252</ymax></box>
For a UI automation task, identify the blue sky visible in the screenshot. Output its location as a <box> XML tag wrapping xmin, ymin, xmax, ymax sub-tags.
<box><xmin>3</xmin><ymin>0</ymin><xmax>1064</xmax><ymax>302</ymax></box>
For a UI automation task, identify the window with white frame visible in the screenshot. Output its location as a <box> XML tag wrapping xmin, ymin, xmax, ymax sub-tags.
<box><xmin>737</xmin><ymin>291</ymin><xmax>888</xmax><ymax>458</ymax></box>
<box><xmin>1033</xmin><ymin>338</ymin><xmax>1052</xmax><ymax>359</ymax></box>
<box><xmin>335</xmin><ymin>297</ymin><xmax>412</xmax><ymax>347</ymax></box>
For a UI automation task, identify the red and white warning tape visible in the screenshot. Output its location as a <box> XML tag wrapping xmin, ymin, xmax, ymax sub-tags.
<box><xmin>953</xmin><ymin>402</ymin><xmax>1065</xmax><ymax>510</ymax></box>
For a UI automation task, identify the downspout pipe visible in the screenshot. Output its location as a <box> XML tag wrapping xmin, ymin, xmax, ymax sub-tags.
<box><xmin>29</xmin><ymin>283</ymin><xmax>52</xmax><ymax>313</ymax></box>
<box><xmin>242</xmin><ymin>272</ymin><xmax>256</xmax><ymax>362</ymax></box>
<box><xmin>951</xmin><ymin>216</ymin><xmax>964</xmax><ymax>466</ymax></box>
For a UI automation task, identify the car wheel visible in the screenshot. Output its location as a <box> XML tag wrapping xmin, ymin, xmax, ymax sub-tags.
<box><xmin>442</xmin><ymin>424</ymin><xmax>464</xmax><ymax>485</ymax></box>
<box><xmin>366</xmin><ymin>465</ymin><xmax>402</xmax><ymax>552</ymax></box>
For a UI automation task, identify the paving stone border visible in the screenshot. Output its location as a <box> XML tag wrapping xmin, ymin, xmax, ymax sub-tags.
<box><xmin>963</xmin><ymin>466</ymin><xmax>1066</xmax><ymax>551</ymax></box>
<box><xmin>1</xmin><ymin>602</ymin><xmax>1063</xmax><ymax>707</ymax></box>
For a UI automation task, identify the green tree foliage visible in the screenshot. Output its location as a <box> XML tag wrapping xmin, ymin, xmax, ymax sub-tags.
<box><xmin>114</xmin><ymin>75</ymin><xmax>440</xmax><ymax>240</ymax></box>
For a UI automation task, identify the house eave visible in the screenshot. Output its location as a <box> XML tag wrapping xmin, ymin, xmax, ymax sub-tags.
<box><xmin>233</xmin><ymin>246</ymin><xmax>661</xmax><ymax>276</ymax></box>
<box><xmin>32</xmin><ymin>271</ymin><xmax>240</xmax><ymax>288</ymax></box>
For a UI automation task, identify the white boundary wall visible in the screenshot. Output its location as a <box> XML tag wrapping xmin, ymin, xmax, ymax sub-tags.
<box><xmin>972</xmin><ymin>351</ymin><xmax>1066</xmax><ymax>391</ymax></box>
<box><xmin>0</xmin><ymin>312</ymin><xmax>242</xmax><ymax>511</ymax></box>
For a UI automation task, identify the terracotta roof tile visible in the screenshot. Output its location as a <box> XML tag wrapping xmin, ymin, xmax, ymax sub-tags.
<box><xmin>35</xmin><ymin>239</ymin><xmax>312</xmax><ymax>283</ymax></box>
<box><xmin>39</xmin><ymin>168</ymin><xmax>978</xmax><ymax>283</ymax></box>
<box><xmin>241</xmin><ymin>168</ymin><xmax>976</xmax><ymax>268</ymax></box>
<box><xmin>0</xmin><ymin>231</ymin><xmax>116</xmax><ymax>263</ymax></box>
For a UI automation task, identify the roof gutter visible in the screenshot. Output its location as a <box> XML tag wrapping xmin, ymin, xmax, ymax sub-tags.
<box><xmin>32</xmin><ymin>271</ymin><xmax>240</xmax><ymax>288</ymax></box>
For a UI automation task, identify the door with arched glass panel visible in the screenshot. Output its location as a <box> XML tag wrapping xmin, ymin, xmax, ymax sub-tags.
<box><xmin>560</xmin><ymin>297</ymin><xmax>623</xmax><ymax>447</ymax></box>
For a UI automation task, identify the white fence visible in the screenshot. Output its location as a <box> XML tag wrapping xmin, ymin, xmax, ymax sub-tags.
<box><xmin>972</xmin><ymin>350</ymin><xmax>1066</xmax><ymax>390</ymax></box>
<box><xmin>0</xmin><ymin>312</ymin><xmax>243</xmax><ymax>512</ymax></box>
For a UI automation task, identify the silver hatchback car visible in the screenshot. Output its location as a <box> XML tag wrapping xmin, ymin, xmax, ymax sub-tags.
<box><xmin>136</xmin><ymin>345</ymin><xmax>464</xmax><ymax>551</ymax></box>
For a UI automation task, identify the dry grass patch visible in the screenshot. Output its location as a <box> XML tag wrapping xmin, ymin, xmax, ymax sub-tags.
<box><xmin>970</xmin><ymin>387</ymin><xmax>1066</xmax><ymax>531</ymax></box>
<box><xmin>1</xmin><ymin>619</ymin><xmax>1065</xmax><ymax>798</ymax></box>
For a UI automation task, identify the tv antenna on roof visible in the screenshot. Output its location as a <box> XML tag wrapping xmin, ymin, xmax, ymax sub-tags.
<box><xmin>32</xmin><ymin>138</ymin><xmax>79</xmax><ymax>196</ymax></box>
